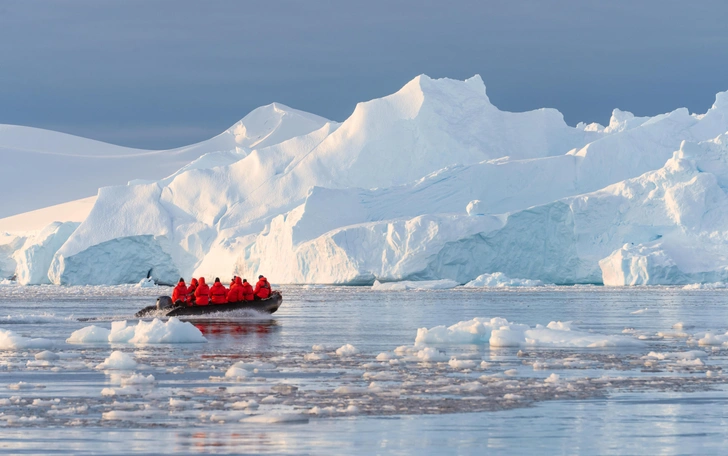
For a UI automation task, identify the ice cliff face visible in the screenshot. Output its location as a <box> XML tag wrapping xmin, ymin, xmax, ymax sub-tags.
<box><xmin>5</xmin><ymin>75</ymin><xmax>728</xmax><ymax>286</ymax></box>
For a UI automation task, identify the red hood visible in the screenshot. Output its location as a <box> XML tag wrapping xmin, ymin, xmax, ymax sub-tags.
<box><xmin>198</xmin><ymin>277</ymin><xmax>206</xmax><ymax>286</ymax></box>
<box><xmin>235</xmin><ymin>277</ymin><xmax>243</xmax><ymax>285</ymax></box>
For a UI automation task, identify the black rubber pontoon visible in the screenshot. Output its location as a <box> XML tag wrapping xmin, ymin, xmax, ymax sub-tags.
<box><xmin>135</xmin><ymin>292</ymin><xmax>282</xmax><ymax>318</ymax></box>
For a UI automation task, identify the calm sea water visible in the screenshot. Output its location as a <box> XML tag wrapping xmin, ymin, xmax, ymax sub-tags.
<box><xmin>2</xmin><ymin>284</ymin><xmax>728</xmax><ymax>454</ymax></box>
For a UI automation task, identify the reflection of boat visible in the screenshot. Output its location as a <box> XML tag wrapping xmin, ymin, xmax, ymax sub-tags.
<box><xmin>192</xmin><ymin>320</ymin><xmax>277</xmax><ymax>337</ymax></box>
<box><xmin>134</xmin><ymin>292</ymin><xmax>283</xmax><ymax>318</ymax></box>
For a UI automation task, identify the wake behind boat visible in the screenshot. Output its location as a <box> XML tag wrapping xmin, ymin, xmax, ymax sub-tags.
<box><xmin>135</xmin><ymin>291</ymin><xmax>283</xmax><ymax>318</ymax></box>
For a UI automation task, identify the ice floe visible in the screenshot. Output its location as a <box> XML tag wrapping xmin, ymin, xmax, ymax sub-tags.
<box><xmin>68</xmin><ymin>318</ymin><xmax>206</xmax><ymax>345</ymax></box>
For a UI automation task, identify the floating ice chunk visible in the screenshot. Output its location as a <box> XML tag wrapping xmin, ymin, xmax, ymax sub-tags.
<box><xmin>304</xmin><ymin>352</ymin><xmax>329</xmax><ymax>361</ymax></box>
<box><xmin>448</xmin><ymin>358</ymin><xmax>476</xmax><ymax>369</ymax></box>
<box><xmin>333</xmin><ymin>386</ymin><xmax>369</xmax><ymax>394</ymax></box>
<box><xmin>416</xmin><ymin>347</ymin><xmax>448</xmax><ymax>362</ymax></box>
<box><xmin>136</xmin><ymin>277</ymin><xmax>156</xmax><ymax>288</ymax></box>
<box><xmin>416</xmin><ymin>317</ymin><xmax>640</xmax><ymax>348</ymax></box>
<box><xmin>34</xmin><ymin>351</ymin><xmax>59</xmax><ymax>361</ymax></box>
<box><xmin>224</xmin><ymin>360</ymin><xmax>276</xmax><ymax>378</ymax></box>
<box><xmin>0</xmin><ymin>328</ymin><xmax>54</xmax><ymax>350</ymax></box>
<box><xmin>108</xmin><ymin>321</ymin><xmax>136</xmax><ymax>343</ymax></box>
<box><xmin>645</xmin><ymin>350</ymin><xmax>705</xmax><ymax>360</ymax></box>
<box><xmin>32</xmin><ymin>398</ymin><xmax>60</xmax><ymax>406</ymax></box>
<box><xmin>169</xmin><ymin>398</ymin><xmax>195</xmax><ymax>408</ymax></box>
<box><xmin>8</xmin><ymin>382</ymin><xmax>43</xmax><ymax>390</ymax></box>
<box><xmin>375</xmin><ymin>352</ymin><xmax>394</xmax><ymax>361</ymax></box>
<box><xmin>362</xmin><ymin>371</ymin><xmax>399</xmax><ymax>381</ymax></box>
<box><xmin>464</xmin><ymin>272</ymin><xmax>543</xmax><ymax>288</ymax></box>
<box><xmin>372</xmin><ymin>279</ymin><xmax>459</xmax><ymax>291</ymax></box>
<box><xmin>224</xmin><ymin>365</ymin><xmax>249</xmax><ymax>379</ymax></box>
<box><xmin>100</xmin><ymin>386</ymin><xmax>138</xmax><ymax>396</ymax></box>
<box><xmin>259</xmin><ymin>395</ymin><xmax>280</xmax><ymax>404</ymax></box>
<box><xmin>311</xmin><ymin>344</ymin><xmax>327</xmax><ymax>352</ymax></box>
<box><xmin>504</xmin><ymin>369</ymin><xmax>518</xmax><ymax>376</ymax></box>
<box><xmin>546</xmin><ymin>321</ymin><xmax>572</xmax><ymax>331</ymax></box>
<box><xmin>70</xmin><ymin>318</ymin><xmax>206</xmax><ymax>345</ymax></box>
<box><xmin>335</xmin><ymin>344</ymin><xmax>359</xmax><ymax>356</ymax></box>
<box><xmin>102</xmin><ymin>407</ymin><xmax>164</xmax><ymax>420</ymax></box>
<box><xmin>120</xmin><ymin>373</ymin><xmax>155</xmax><ymax>385</ymax></box>
<box><xmin>241</xmin><ymin>413</ymin><xmax>309</xmax><ymax>424</ymax></box>
<box><xmin>229</xmin><ymin>400</ymin><xmax>259</xmax><ymax>410</ymax></box>
<box><xmin>698</xmin><ymin>333</ymin><xmax>728</xmax><ymax>346</ymax></box>
<box><xmin>490</xmin><ymin>326</ymin><xmax>528</xmax><ymax>347</ymax></box>
<box><xmin>232</xmin><ymin>360</ymin><xmax>276</xmax><ymax>372</ymax></box>
<box><xmin>126</xmin><ymin>318</ymin><xmax>206</xmax><ymax>344</ymax></box>
<box><xmin>503</xmin><ymin>394</ymin><xmax>523</xmax><ymax>400</ymax></box>
<box><xmin>544</xmin><ymin>373</ymin><xmax>561</xmax><ymax>383</ymax></box>
<box><xmin>67</xmin><ymin>325</ymin><xmax>111</xmax><ymax>344</ymax></box>
<box><xmin>96</xmin><ymin>351</ymin><xmax>137</xmax><ymax>370</ymax></box>
<box><xmin>415</xmin><ymin>317</ymin><xmax>510</xmax><ymax>345</ymax></box>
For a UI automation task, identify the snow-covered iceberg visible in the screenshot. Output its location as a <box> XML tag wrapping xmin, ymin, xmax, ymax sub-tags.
<box><xmin>5</xmin><ymin>75</ymin><xmax>728</xmax><ymax>286</ymax></box>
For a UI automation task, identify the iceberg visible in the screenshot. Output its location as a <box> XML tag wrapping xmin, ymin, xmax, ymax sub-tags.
<box><xmin>4</xmin><ymin>75</ymin><xmax>728</xmax><ymax>286</ymax></box>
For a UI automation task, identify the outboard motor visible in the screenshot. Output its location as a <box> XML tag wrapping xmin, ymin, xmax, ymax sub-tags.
<box><xmin>156</xmin><ymin>296</ymin><xmax>175</xmax><ymax>310</ymax></box>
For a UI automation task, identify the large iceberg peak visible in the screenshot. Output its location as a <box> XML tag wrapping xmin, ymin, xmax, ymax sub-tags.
<box><xmin>227</xmin><ymin>102</ymin><xmax>331</xmax><ymax>150</ymax></box>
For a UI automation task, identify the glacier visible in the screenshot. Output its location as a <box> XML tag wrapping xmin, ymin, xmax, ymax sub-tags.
<box><xmin>4</xmin><ymin>75</ymin><xmax>728</xmax><ymax>286</ymax></box>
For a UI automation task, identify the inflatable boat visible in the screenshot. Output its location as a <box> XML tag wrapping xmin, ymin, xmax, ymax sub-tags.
<box><xmin>135</xmin><ymin>292</ymin><xmax>283</xmax><ymax>318</ymax></box>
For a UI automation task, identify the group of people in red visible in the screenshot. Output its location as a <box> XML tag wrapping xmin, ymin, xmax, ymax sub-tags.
<box><xmin>171</xmin><ymin>275</ymin><xmax>271</xmax><ymax>306</ymax></box>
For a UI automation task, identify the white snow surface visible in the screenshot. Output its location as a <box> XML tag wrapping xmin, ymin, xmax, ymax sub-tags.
<box><xmin>6</xmin><ymin>75</ymin><xmax>728</xmax><ymax>286</ymax></box>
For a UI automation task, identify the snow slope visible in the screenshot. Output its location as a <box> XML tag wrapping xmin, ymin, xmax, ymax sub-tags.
<box><xmin>0</xmin><ymin>103</ymin><xmax>329</xmax><ymax>218</ymax></box>
<box><xmin>6</xmin><ymin>75</ymin><xmax>728</xmax><ymax>286</ymax></box>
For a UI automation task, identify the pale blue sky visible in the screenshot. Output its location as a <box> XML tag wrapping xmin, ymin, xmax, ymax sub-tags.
<box><xmin>2</xmin><ymin>0</ymin><xmax>727</xmax><ymax>149</ymax></box>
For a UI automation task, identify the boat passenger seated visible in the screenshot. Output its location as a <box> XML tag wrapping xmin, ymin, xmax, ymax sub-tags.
<box><xmin>254</xmin><ymin>275</ymin><xmax>271</xmax><ymax>300</ymax></box>
<box><xmin>228</xmin><ymin>277</ymin><xmax>244</xmax><ymax>303</ymax></box>
<box><xmin>209</xmin><ymin>277</ymin><xmax>228</xmax><ymax>304</ymax></box>
<box><xmin>194</xmin><ymin>277</ymin><xmax>210</xmax><ymax>305</ymax></box>
<box><xmin>241</xmin><ymin>279</ymin><xmax>254</xmax><ymax>301</ymax></box>
<box><xmin>187</xmin><ymin>278</ymin><xmax>198</xmax><ymax>305</ymax></box>
<box><xmin>172</xmin><ymin>278</ymin><xmax>188</xmax><ymax>304</ymax></box>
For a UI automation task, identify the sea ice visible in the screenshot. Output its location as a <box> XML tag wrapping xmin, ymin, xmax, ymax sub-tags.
<box><xmin>96</xmin><ymin>351</ymin><xmax>137</xmax><ymax>370</ymax></box>
<box><xmin>0</xmin><ymin>328</ymin><xmax>53</xmax><ymax>350</ymax></box>
<box><xmin>464</xmin><ymin>272</ymin><xmax>544</xmax><ymax>288</ymax></box>
<box><xmin>70</xmin><ymin>318</ymin><xmax>206</xmax><ymax>345</ymax></box>
<box><xmin>415</xmin><ymin>317</ymin><xmax>640</xmax><ymax>348</ymax></box>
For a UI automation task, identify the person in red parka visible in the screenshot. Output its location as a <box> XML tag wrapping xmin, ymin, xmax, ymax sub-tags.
<box><xmin>187</xmin><ymin>278</ymin><xmax>199</xmax><ymax>305</ymax></box>
<box><xmin>228</xmin><ymin>277</ymin><xmax>244</xmax><ymax>303</ymax></box>
<box><xmin>254</xmin><ymin>275</ymin><xmax>271</xmax><ymax>299</ymax></box>
<box><xmin>241</xmin><ymin>278</ymin><xmax>254</xmax><ymax>301</ymax></box>
<box><xmin>194</xmin><ymin>277</ymin><xmax>210</xmax><ymax>305</ymax></box>
<box><xmin>209</xmin><ymin>278</ymin><xmax>228</xmax><ymax>304</ymax></box>
<box><xmin>172</xmin><ymin>278</ymin><xmax>188</xmax><ymax>304</ymax></box>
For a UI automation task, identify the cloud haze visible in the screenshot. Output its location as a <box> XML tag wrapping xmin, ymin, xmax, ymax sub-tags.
<box><xmin>1</xmin><ymin>0</ymin><xmax>727</xmax><ymax>148</ymax></box>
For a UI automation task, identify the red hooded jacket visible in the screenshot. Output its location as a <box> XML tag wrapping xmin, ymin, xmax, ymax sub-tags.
<box><xmin>228</xmin><ymin>277</ymin><xmax>244</xmax><ymax>303</ymax></box>
<box><xmin>254</xmin><ymin>277</ymin><xmax>271</xmax><ymax>299</ymax></box>
<box><xmin>241</xmin><ymin>280</ymin><xmax>254</xmax><ymax>301</ymax></box>
<box><xmin>194</xmin><ymin>277</ymin><xmax>210</xmax><ymax>305</ymax></box>
<box><xmin>209</xmin><ymin>281</ymin><xmax>228</xmax><ymax>304</ymax></box>
<box><xmin>172</xmin><ymin>280</ymin><xmax>188</xmax><ymax>303</ymax></box>
<box><xmin>187</xmin><ymin>278</ymin><xmax>198</xmax><ymax>303</ymax></box>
